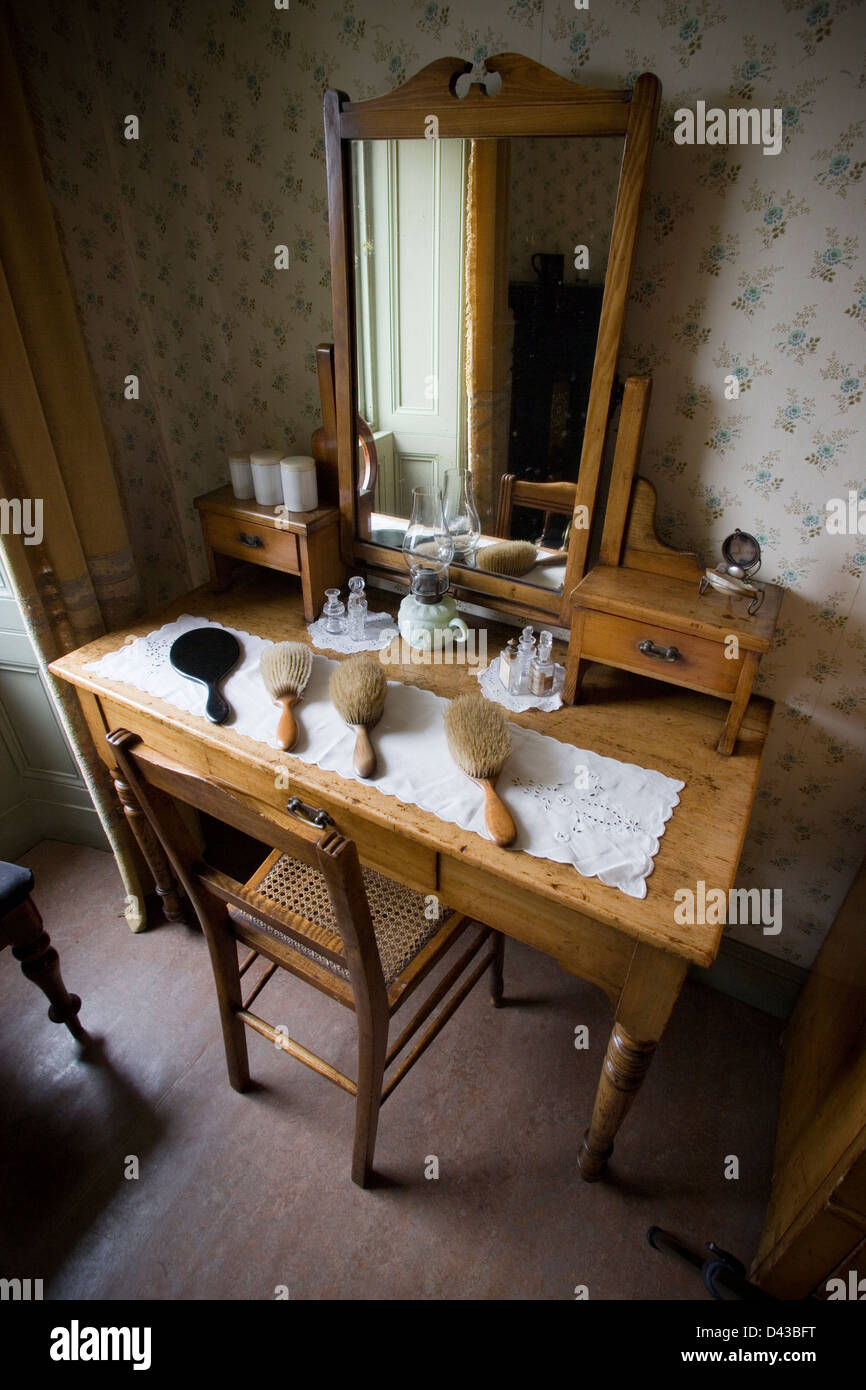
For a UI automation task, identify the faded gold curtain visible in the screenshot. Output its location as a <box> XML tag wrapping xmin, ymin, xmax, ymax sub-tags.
<box><xmin>0</xmin><ymin>10</ymin><xmax>146</xmax><ymax>928</ymax></box>
<box><xmin>463</xmin><ymin>139</ymin><xmax>513</xmax><ymax>532</ymax></box>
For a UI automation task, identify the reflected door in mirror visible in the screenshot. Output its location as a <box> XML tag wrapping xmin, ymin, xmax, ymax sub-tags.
<box><xmin>352</xmin><ymin>138</ymin><xmax>466</xmax><ymax>542</ymax></box>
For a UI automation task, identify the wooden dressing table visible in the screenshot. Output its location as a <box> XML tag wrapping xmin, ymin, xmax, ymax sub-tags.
<box><xmin>50</xmin><ymin>572</ymin><xmax>773</xmax><ymax>1181</ymax></box>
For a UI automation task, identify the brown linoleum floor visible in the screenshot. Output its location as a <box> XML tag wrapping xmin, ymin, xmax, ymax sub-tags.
<box><xmin>0</xmin><ymin>840</ymin><xmax>785</xmax><ymax>1301</ymax></box>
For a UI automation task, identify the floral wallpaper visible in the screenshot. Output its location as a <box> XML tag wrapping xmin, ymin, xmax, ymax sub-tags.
<box><xmin>508</xmin><ymin>135</ymin><xmax>621</xmax><ymax>283</ymax></box>
<box><xmin>9</xmin><ymin>0</ymin><xmax>865</xmax><ymax>973</ymax></box>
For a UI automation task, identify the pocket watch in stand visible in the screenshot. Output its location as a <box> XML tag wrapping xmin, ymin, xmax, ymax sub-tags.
<box><xmin>699</xmin><ymin>529</ymin><xmax>765</xmax><ymax>615</ymax></box>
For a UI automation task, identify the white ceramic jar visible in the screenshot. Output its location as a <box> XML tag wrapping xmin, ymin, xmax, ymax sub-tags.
<box><xmin>228</xmin><ymin>452</ymin><xmax>254</xmax><ymax>500</ymax></box>
<box><xmin>280</xmin><ymin>456</ymin><xmax>319</xmax><ymax>512</ymax></box>
<box><xmin>249</xmin><ymin>449</ymin><xmax>283</xmax><ymax>506</ymax></box>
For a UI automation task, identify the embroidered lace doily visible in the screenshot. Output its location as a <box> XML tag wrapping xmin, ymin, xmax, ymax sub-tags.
<box><xmin>307</xmin><ymin>612</ymin><xmax>399</xmax><ymax>653</ymax></box>
<box><xmin>476</xmin><ymin>660</ymin><xmax>565</xmax><ymax>712</ymax></box>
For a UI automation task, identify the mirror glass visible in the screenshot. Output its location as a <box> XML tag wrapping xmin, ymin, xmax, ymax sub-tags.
<box><xmin>351</xmin><ymin>134</ymin><xmax>624</xmax><ymax>591</ymax></box>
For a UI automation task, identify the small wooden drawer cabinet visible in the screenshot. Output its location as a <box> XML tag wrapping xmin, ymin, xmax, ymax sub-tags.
<box><xmin>194</xmin><ymin>485</ymin><xmax>344</xmax><ymax>622</ymax></box>
<box><xmin>564</xmin><ymin>564</ymin><xmax>782</xmax><ymax>755</ymax></box>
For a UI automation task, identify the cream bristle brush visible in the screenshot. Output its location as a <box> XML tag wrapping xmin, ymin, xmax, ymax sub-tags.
<box><xmin>259</xmin><ymin>642</ymin><xmax>313</xmax><ymax>751</ymax></box>
<box><xmin>329</xmin><ymin>654</ymin><xmax>388</xmax><ymax>778</ymax></box>
<box><xmin>444</xmin><ymin>694</ymin><xmax>517</xmax><ymax>847</ymax></box>
<box><xmin>478</xmin><ymin>540</ymin><xmax>568</xmax><ymax>577</ymax></box>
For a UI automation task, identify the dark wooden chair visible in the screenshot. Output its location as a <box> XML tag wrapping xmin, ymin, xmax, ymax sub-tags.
<box><xmin>107</xmin><ymin>728</ymin><xmax>505</xmax><ymax>1188</ymax></box>
<box><xmin>0</xmin><ymin>861</ymin><xmax>84</xmax><ymax>1038</ymax></box>
<box><xmin>495</xmin><ymin>474</ymin><xmax>577</xmax><ymax>545</ymax></box>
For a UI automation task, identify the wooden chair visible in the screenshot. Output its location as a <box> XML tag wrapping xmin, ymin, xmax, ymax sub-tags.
<box><xmin>0</xmin><ymin>861</ymin><xmax>84</xmax><ymax>1039</ymax></box>
<box><xmin>494</xmin><ymin>474</ymin><xmax>577</xmax><ymax>545</ymax></box>
<box><xmin>107</xmin><ymin>728</ymin><xmax>504</xmax><ymax>1188</ymax></box>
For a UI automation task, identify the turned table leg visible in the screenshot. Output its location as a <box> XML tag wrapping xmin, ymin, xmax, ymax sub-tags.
<box><xmin>113</xmin><ymin>771</ymin><xmax>187</xmax><ymax>924</ymax></box>
<box><xmin>578</xmin><ymin>941</ymin><xmax>688</xmax><ymax>1182</ymax></box>
<box><xmin>4</xmin><ymin>897</ymin><xmax>85</xmax><ymax>1038</ymax></box>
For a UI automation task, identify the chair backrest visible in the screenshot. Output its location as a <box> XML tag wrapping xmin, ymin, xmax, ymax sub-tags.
<box><xmin>494</xmin><ymin>474</ymin><xmax>577</xmax><ymax>540</ymax></box>
<box><xmin>106</xmin><ymin>729</ymin><xmax>387</xmax><ymax>1011</ymax></box>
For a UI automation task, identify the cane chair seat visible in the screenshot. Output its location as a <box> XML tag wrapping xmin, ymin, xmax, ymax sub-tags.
<box><xmin>105</xmin><ymin>727</ymin><xmax>505</xmax><ymax>1187</ymax></box>
<box><xmin>232</xmin><ymin>851</ymin><xmax>451</xmax><ymax>986</ymax></box>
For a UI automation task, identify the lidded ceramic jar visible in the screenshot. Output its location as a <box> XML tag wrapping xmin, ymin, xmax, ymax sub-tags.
<box><xmin>280</xmin><ymin>455</ymin><xmax>319</xmax><ymax>512</ymax></box>
<box><xmin>249</xmin><ymin>449</ymin><xmax>283</xmax><ymax>506</ymax></box>
<box><xmin>228</xmin><ymin>452</ymin><xmax>254</xmax><ymax>500</ymax></box>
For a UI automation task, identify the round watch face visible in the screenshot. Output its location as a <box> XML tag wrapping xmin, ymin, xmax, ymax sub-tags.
<box><xmin>722</xmin><ymin>529</ymin><xmax>761</xmax><ymax>575</ymax></box>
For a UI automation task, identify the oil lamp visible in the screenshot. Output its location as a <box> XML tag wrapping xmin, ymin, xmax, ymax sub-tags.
<box><xmin>398</xmin><ymin>486</ymin><xmax>469</xmax><ymax>653</ymax></box>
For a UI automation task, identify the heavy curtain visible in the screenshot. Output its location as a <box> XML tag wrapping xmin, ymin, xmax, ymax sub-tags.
<box><xmin>0</xmin><ymin>9</ymin><xmax>146</xmax><ymax>928</ymax></box>
<box><xmin>462</xmin><ymin>138</ymin><xmax>514</xmax><ymax>533</ymax></box>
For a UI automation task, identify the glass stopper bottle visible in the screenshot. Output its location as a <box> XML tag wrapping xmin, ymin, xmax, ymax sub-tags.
<box><xmin>322</xmin><ymin>587</ymin><xmax>346</xmax><ymax>635</ymax></box>
<box><xmin>529</xmin><ymin>630</ymin><xmax>555</xmax><ymax>696</ymax></box>
<box><xmin>498</xmin><ymin>636</ymin><xmax>518</xmax><ymax>691</ymax></box>
<box><xmin>347</xmin><ymin>575</ymin><xmax>368</xmax><ymax>642</ymax></box>
<box><xmin>515</xmin><ymin>626</ymin><xmax>536</xmax><ymax>695</ymax></box>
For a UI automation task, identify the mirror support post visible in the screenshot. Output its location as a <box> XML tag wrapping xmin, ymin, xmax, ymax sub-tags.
<box><xmin>598</xmin><ymin>375</ymin><xmax>653</xmax><ymax>568</ymax></box>
<box><xmin>310</xmin><ymin>344</ymin><xmax>339</xmax><ymax>508</ymax></box>
<box><xmin>559</xmin><ymin>72</ymin><xmax>661</xmax><ymax>624</ymax></box>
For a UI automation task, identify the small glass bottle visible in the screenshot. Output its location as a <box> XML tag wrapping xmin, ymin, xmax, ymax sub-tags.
<box><xmin>322</xmin><ymin>587</ymin><xmax>347</xmax><ymax>634</ymax></box>
<box><xmin>515</xmin><ymin>626</ymin><xmax>536</xmax><ymax>695</ymax></box>
<box><xmin>529</xmin><ymin>630</ymin><xmax>555</xmax><ymax>696</ymax></box>
<box><xmin>498</xmin><ymin>636</ymin><xmax>518</xmax><ymax>690</ymax></box>
<box><xmin>347</xmin><ymin>575</ymin><xmax>367</xmax><ymax>642</ymax></box>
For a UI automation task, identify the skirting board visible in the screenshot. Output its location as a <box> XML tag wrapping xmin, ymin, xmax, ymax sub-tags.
<box><xmin>691</xmin><ymin>935</ymin><xmax>807</xmax><ymax>1021</ymax></box>
<box><xmin>0</xmin><ymin>798</ymin><xmax>108</xmax><ymax>861</ymax></box>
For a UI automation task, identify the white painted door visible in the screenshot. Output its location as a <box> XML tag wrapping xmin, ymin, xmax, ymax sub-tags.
<box><xmin>354</xmin><ymin>138</ymin><xmax>466</xmax><ymax>516</ymax></box>
<box><xmin>0</xmin><ymin>556</ymin><xmax>106</xmax><ymax>859</ymax></box>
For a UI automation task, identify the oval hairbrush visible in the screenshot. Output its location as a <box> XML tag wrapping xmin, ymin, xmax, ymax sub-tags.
<box><xmin>444</xmin><ymin>694</ymin><xmax>516</xmax><ymax>847</ymax></box>
<box><xmin>477</xmin><ymin>540</ymin><xmax>568</xmax><ymax>577</ymax></box>
<box><xmin>259</xmin><ymin>642</ymin><xmax>313</xmax><ymax>750</ymax></box>
<box><xmin>329</xmin><ymin>654</ymin><xmax>387</xmax><ymax>778</ymax></box>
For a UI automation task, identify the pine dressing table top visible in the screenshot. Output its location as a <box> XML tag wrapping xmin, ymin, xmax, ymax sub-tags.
<box><xmin>50</xmin><ymin>571</ymin><xmax>774</xmax><ymax>968</ymax></box>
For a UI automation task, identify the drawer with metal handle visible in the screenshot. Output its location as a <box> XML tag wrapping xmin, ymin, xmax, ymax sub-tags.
<box><xmin>580</xmin><ymin>611</ymin><xmax>744</xmax><ymax>698</ymax></box>
<box><xmin>563</xmin><ymin>562</ymin><xmax>782</xmax><ymax>756</ymax></box>
<box><xmin>203</xmin><ymin>512</ymin><xmax>300</xmax><ymax>572</ymax></box>
<box><xmin>637</xmin><ymin>638</ymin><xmax>682</xmax><ymax>664</ymax></box>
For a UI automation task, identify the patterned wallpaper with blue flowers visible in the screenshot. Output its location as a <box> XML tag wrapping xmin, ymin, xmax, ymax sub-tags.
<box><xmin>10</xmin><ymin>0</ymin><xmax>865</xmax><ymax>973</ymax></box>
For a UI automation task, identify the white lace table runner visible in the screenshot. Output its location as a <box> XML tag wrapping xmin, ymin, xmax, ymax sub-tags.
<box><xmin>87</xmin><ymin>615</ymin><xmax>684</xmax><ymax>898</ymax></box>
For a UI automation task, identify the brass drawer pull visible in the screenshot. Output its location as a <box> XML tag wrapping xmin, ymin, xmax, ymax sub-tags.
<box><xmin>237</xmin><ymin>531</ymin><xmax>264</xmax><ymax>548</ymax></box>
<box><xmin>637</xmin><ymin>638</ymin><xmax>682</xmax><ymax>663</ymax></box>
<box><xmin>286</xmin><ymin>796</ymin><xmax>335</xmax><ymax>830</ymax></box>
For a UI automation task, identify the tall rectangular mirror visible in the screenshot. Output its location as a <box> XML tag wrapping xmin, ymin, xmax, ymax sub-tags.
<box><xmin>324</xmin><ymin>55</ymin><xmax>660</xmax><ymax>623</ymax></box>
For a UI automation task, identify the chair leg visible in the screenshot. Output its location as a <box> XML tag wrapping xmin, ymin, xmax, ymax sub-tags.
<box><xmin>199</xmin><ymin>901</ymin><xmax>250</xmax><ymax>1093</ymax></box>
<box><xmin>4</xmin><ymin>897</ymin><xmax>84</xmax><ymax>1038</ymax></box>
<box><xmin>351</xmin><ymin>1006</ymin><xmax>388</xmax><ymax>1188</ymax></box>
<box><xmin>490</xmin><ymin>930</ymin><xmax>505</xmax><ymax>1007</ymax></box>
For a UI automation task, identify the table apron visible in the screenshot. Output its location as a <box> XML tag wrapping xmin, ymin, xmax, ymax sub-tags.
<box><xmin>438</xmin><ymin>856</ymin><xmax>632</xmax><ymax>1004</ymax></box>
<box><xmin>90</xmin><ymin>690</ymin><xmax>633</xmax><ymax>1003</ymax></box>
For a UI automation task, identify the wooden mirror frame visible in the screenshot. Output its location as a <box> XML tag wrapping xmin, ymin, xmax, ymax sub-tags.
<box><xmin>324</xmin><ymin>53</ymin><xmax>660</xmax><ymax>624</ymax></box>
